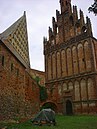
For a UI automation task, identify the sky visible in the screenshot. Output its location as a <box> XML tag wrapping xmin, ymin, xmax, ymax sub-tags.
<box><xmin>0</xmin><ymin>0</ymin><xmax>96</xmax><ymax>71</ymax></box>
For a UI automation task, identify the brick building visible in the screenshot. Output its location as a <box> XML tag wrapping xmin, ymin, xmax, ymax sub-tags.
<box><xmin>0</xmin><ymin>12</ymin><xmax>40</xmax><ymax>119</ymax></box>
<box><xmin>30</xmin><ymin>69</ymin><xmax>45</xmax><ymax>86</ymax></box>
<box><xmin>44</xmin><ymin>0</ymin><xmax>97</xmax><ymax>114</ymax></box>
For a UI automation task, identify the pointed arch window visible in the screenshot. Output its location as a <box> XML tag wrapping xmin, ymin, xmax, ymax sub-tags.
<box><xmin>88</xmin><ymin>78</ymin><xmax>95</xmax><ymax>100</ymax></box>
<box><xmin>52</xmin><ymin>53</ymin><xmax>56</xmax><ymax>79</ymax></box>
<box><xmin>58</xmin><ymin>84</ymin><xmax>62</xmax><ymax>96</ymax></box>
<box><xmin>66</xmin><ymin>1</ymin><xmax>68</xmax><ymax>6</ymax></box>
<box><xmin>61</xmin><ymin>50</ymin><xmax>67</xmax><ymax>77</ymax></box>
<box><xmin>75</xmin><ymin>22</ymin><xmax>81</xmax><ymax>35</ymax></box>
<box><xmin>63</xmin><ymin>83</ymin><xmax>67</xmax><ymax>91</ymax></box>
<box><xmin>84</xmin><ymin>41</ymin><xmax>91</xmax><ymax>71</ymax></box>
<box><xmin>82</xmin><ymin>26</ymin><xmax>87</xmax><ymax>33</ymax></box>
<box><xmin>68</xmin><ymin>82</ymin><xmax>73</xmax><ymax>90</ymax></box>
<box><xmin>66</xmin><ymin>48</ymin><xmax>73</xmax><ymax>76</ymax></box>
<box><xmin>69</xmin><ymin>16</ymin><xmax>74</xmax><ymax>26</ymax></box>
<box><xmin>57</xmin><ymin>52</ymin><xmax>61</xmax><ymax>78</ymax></box>
<box><xmin>74</xmin><ymin>81</ymin><xmax>80</xmax><ymax>101</ymax></box>
<box><xmin>80</xmin><ymin>79</ymin><xmax>87</xmax><ymax>100</ymax></box>
<box><xmin>78</xmin><ymin>44</ymin><xmax>85</xmax><ymax>73</ymax></box>
<box><xmin>72</xmin><ymin>46</ymin><xmax>78</xmax><ymax>74</ymax></box>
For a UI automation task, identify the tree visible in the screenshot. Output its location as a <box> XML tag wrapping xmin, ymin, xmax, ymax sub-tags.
<box><xmin>88</xmin><ymin>0</ymin><xmax>97</xmax><ymax>15</ymax></box>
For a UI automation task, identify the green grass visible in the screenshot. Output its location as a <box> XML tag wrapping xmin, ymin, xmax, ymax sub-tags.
<box><xmin>0</xmin><ymin>115</ymin><xmax>97</xmax><ymax>129</ymax></box>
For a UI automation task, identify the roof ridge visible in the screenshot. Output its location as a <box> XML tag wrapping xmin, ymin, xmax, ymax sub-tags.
<box><xmin>0</xmin><ymin>12</ymin><xmax>30</xmax><ymax>68</ymax></box>
<box><xmin>0</xmin><ymin>14</ymin><xmax>24</xmax><ymax>39</ymax></box>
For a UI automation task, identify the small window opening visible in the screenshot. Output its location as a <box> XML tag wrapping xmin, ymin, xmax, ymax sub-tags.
<box><xmin>2</xmin><ymin>56</ymin><xmax>4</xmax><ymax>66</ymax></box>
<box><xmin>82</xmin><ymin>58</ymin><xmax>85</xmax><ymax>62</ymax></box>
<box><xmin>16</xmin><ymin>69</ymin><xmax>19</xmax><ymax>76</ymax></box>
<box><xmin>11</xmin><ymin>63</ymin><xmax>13</xmax><ymax>71</ymax></box>
<box><xmin>82</xmin><ymin>26</ymin><xmax>87</xmax><ymax>33</ymax></box>
<box><xmin>66</xmin><ymin>1</ymin><xmax>68</xmax><ymax>6</ymax></box>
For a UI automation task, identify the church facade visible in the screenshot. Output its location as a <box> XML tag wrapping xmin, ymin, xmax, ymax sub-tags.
<box><xmin>44</xmin><ymin>0</ymin><xmax>97</xmax><ymax>114</ymax></box>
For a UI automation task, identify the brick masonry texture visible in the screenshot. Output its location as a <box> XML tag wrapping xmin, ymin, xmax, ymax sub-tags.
<box><xmin>0</xmin><ymin>41</ymin><xmax>40</xmax><ymax>119</ymax></box>
<box><xmin>30</xmin><ymin>69</ymin><xmax>45</xmax><ymax>86</ymax></box>
<box><xmin>44</xmin><ymin>0</ymin><xmax>97</xmax><ymax>114</ymax></box>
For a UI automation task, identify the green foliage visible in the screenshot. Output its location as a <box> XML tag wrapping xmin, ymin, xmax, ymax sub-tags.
<box><xmin>34</xmin><ymin>76</ymin><xmax>47</xmax><ymax>102</ymax></box>
<box><xmin>1</xmin><ymin>115</ymin><xmax>97</xmax><ymax>129</ymax></box>
<box><xmin>88</xmin><ymin>0</ymin><xmax>97</xmax><ymax>15</ymax></box>
<box><xmin>39</xmin><ymin>86</ymin><xmax>47</xmax><ymax>102</ymax></box>
<box><xmin>34</xmin><ymin>76</ymin><xmax>41</xmax><ymax>84</ymax></box>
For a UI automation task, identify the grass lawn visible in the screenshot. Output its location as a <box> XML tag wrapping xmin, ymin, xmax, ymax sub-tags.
<box><xmin>0</xmin><ymin>115</ymin><xmax>97</xmax><ymax>129</ymax></box>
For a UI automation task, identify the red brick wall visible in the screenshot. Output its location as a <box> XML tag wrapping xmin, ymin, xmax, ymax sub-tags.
<box><xmin>0</xmin><ymin>41</ymin><xmax>40</xmax><ymax>119</ymax></box>
<box><xmin>30</xmin><ymin>69</ymin><xmax>45</xmax><ymax>86</ymax></box>
<box><xmin>92</xmin><ymin>39</ymin><xmax>97</xmax><ymax>70</ymax></box>
<box><xmin>44</xmin><ymin>22</ymin><xmax>97</xmax><ymax>115</ymax></box>
<box><xmin>44</xmin><ymin>0</ymin><xmax>97</xmax><ymax>115</ymax></box>
<box><xmin>46</xmin><ymin>40</ymin><xmax>92</xmax><ymax>81</ymax></box>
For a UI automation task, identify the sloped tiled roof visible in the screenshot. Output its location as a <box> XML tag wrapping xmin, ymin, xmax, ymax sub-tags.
<box><xmin>0</xmin><ymin>16</ymin><xmax>23</xmax><ymax>39</ymax></box>
<box><xmin>0</xmin><ymin>11</ymin><xmax>30</xmax><ymax>68</ymax></box>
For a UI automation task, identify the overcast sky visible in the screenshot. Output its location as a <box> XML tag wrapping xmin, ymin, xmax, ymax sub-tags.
<box><xmin>0</xmin><ymin>0</ymin><xmax>96</xmax><ymax>71</ymax></box>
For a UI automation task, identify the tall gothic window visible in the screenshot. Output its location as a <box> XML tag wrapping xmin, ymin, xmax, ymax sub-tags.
<box><xmin>61</xmin><ymin>50</ymin><xmax>67</xmax><ymax>77</ymax></box>
<box><xmin>66</xmin><ymin>48</ymin><xmax>73</xmax><ymax>76</ymax></box>
<box><xmin>57</xmin><ymin>52</ymin><xmax>61</xmax><ymax>78</ymax></box>
<box><xmin>48</xmin><ymin>55</ymin><xmax>52</xmax><ymax>80</ymax></box>
<box><xmin>87</xmin><ymin>78</ymin><xmax>95</xmax><ymax>100</ymax></box>
<box><xmin>68</xmin><ymin>82</ymin><xmax>73</xmax><ymax>90</ymax></box>
<box><xmin>63</xmin><ymin>83</ymin><xmax>67</xmax><ymax>91</ymax></box>
<box><xmin>84</xmin><ymin>41</ymin><xmax>91</xmax><ymax>71</ymax></box>
<box><xmin>78</xmin><ymin>44</ymin><xmax>85</xmax><ymax>73</ymax></box>
<box><xmin>72</xmin><ymin>46</ymin><xmax>78</xmax><ymax>74</ymax></box>
<box><xmin>74</xmin><ymin>81</ymin><xmax>80</xmax><ymax>101</ymax></box>
<box><xmin>80</xmin><ymin>79</ymin><xmax>87</xmax><ymax>101</ymax></box>
<box><xmin>52</xmin><ymin>53</ymin><xmax>56</xmax><ymax>79</ymax></box>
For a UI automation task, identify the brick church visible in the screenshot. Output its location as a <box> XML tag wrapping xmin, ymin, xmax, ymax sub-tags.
<box><xmin>0</xmin><ymin>0</ymin><xmax>97</xmax><ymax>119</ymax></box>
<box><xmin>43</xmin><ymin>0</ymin><xmax>97</xmax><ymax>114</ymax></box>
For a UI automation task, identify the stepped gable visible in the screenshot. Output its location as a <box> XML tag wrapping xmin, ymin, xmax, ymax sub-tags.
<box><xmin>44</xmin><ymin>0</ymin><xmax>93</xmax><ymax>47</ymax></box>
<box><xmin>0</xmin><ymin>11</ymin><xmax>30</xmax><ymax>69</ymax></box>
<box><xmin>43</xmin><ymin>0</ymin><xmax>97</xmax><ymax>114</ymax></box>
